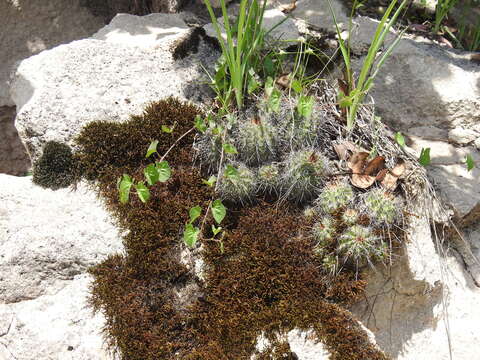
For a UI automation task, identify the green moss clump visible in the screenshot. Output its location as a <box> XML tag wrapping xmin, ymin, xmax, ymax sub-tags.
<box><xmin>32</xmin><ymin>141</ymin><xmax>75</xmax><ymax>189</ymax></box>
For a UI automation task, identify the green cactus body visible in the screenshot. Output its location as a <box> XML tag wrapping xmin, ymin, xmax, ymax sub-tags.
<box><xmin>278</xmin><ymin>112</ymin><xmax>322</xmax><ymax>150</ymax></box>
<box><xmin>342</xmin><ymin>208</ymin><xmax>359</xmax><ymax>225</ymax></box>
<box><xmin>363</xmin><ymin>188</ymin><xmax>400</xmax><ymax>225</ymax></box>
<box><xmin>218</xmin><ymin>163</ymin><xmax>257</xmax><ymax>204</ymax></box>
<box><xmin>321</xmin><ymin>254</ymin><xmax>338</xmax><ymax>274</ymax></box>
<box><xmin>338</xmin><ymin>225</ymin><xmax>384</xmax><ymax>266</ymax></box>
<box><xmin>313</xmin><ymin>216</ymin><xmax>336</xmax><ymax>245</ymax></box>
<box><xmin>257</xmin><ymin>163</ymin><xmax>281</xmax><ymax>194</ymax></box>
<box><xmin>316</xmin><ymin>182</ymin><xmax>354</xmax><ymax>214</ymax></box>
<box><xmin>282</xmin><ymin>149</ymin><xmax>330</xmax><ymax>203</ymax></box>
<box><xmin>236</xmin><ymin>115</ymin><xmax>276</xmax><ymax>166</ymax></box>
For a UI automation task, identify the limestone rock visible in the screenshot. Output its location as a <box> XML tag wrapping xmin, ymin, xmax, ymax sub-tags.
<box><xmin>0</xmin><ymin>274</ymin><xmax>111</xmax><ymax>360</ymax></box>
<box><xmin>448</xmin><ymin>127</ymin><xmax>479</xmax><ymax>145</ymax></box>
<box><xmin>11</xmin><ymin>13</ymin><xmax>219</xmax><ymax>163</ymax></box>
<box><xmin>0</xmin><ymin>174</ymin><xmax>122</xmax><ymax>304</ymax></box>
<box><xmin>0</xmin><ymin>0</ymin><xmax>104</xmax><ymax>107</ymax></box>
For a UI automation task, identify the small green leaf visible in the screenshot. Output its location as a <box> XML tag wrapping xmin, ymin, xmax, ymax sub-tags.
<box><xmin>189</xmin><ymin>205</ymin><xmax>202</xmax><ymax>223</ymax></box>
<box><xmin>419</xmin><ymin>148</ymin><xmax>431</xmax><ymax>167</ymax></box>
<box><xmin>395</xmin><ymin>132</ymin><xmax>405</xmax><ymax>148</ymax></box>
<box><xmin>146</xmin><ymin>140</ymin><xmax>159</xmax><ymax>158</ymax></box>
<box><xmin>296</xmin><ymin>95</ymin><xmax>314</xmax><ymax>119</ymax></box>
<box><xmin>291</xmin><ymin>79</ymin><xmax>303</xmax><ymax>94</ymax></box>
<box><xmin>225</xmin><ymin>164</ymin><xmax>239</xmax><ymax>178</ymax></box>
<box><xmin>465</xmin><ymin>154</ymin><xmax>475</xmax><ymax>171</ymax></box>
<box><xmin>144</xmin><ymin>164</ymin><xmax>159</xmax><ymax>186</ymax></box>
<box><xmin>118</xmin><ymin>174</ymin><xmax>133</xmax><ymax>204</ymax></box>
<box><xmin>222</xmin><ymin>143</ymin><xmax>238</xmax><ymax>154</ymax></box>
<box><xmin>194</xmin><ymin>115</ymin><xmax>207</xmax><ymax>133</ymax></box>
<box><xmin>248</xmin><ymin>69</ymin><xmax>260</xmax><ymax>94</ymax></box>
<box><xmin>183</xmin><ymin>223</ymin><xmax>200</xmax><ymax>248</ymax></box>
<box><xmin>212</xmin><ymin>126</ymin><xmax>223</xmax><ymax>136</ymax></box>
<box><xmin>211</xmin><ymin>199</ymin><xmax>226</xmax><ymax>224</ymax></box>
<box><xmin>156</xmin><ymin>161</ymin><xmax>171</xmax><ymax>182</ymax></box>
<box><xmin>268</xmin><ymin>88</ymin><xmax>281</xmax><ymax>113</ymax></box>
<box><xmin>338</xmin><ymin>93</ymin><xmax>353</xmax><ymax>108</ymax></box>
<box><xmin>161</xmin><ymin>124</ymin><xmax>174</xmax><ymax>133</ymax></box>
<box><xmin>135</xmin><ymin>181</ymin><xmax>150</xmax><ymax>203</ymax></box>
<box><xmin>212</xmin><ymin>224</ymin><xmax>222</xmax><ymax>236</ymax></box>
<box><xmin>263</xmin><ymin>56</ymin><xmax>275</xmax><ymax>77</ymax></box>
<box><xmin>202</xmin><ymin>175</ymin><xmax>217</xmax><ymax>187</ymax></box>
<box><xmin>264</xmin><ymin>77</ymin><xmax>274</xmax><ymax>97</ymax></box>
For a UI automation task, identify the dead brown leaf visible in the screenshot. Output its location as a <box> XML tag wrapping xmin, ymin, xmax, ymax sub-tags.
<box><xmin>276</xmin><ymin>74</ymin><xmax>291</xmax><ymax>89</ymax></box>
<box><xmin>348</xmin><ymin>152</ymin><xmax>369</xmax><ymax>173</ymax></box>
<box><xmin>391</xmin><ymin>160</ymin><xmax>406</xmax><ymax>177</ymax></box>
<box><xmin>381</xmin><ymin>172</ymin><xmax>399</xmax><ymax>191</ymax></box>
<box><xmin>351</xmin><ymin>174</ymin><xmax>376</xmax><ymax>189</ymax></box>
<box><xmin>363</xmin><ymin>156</ymin><xmax>385</xmax><ymax>176</ymax></box>
<box><xmin>375</xmin><ymin>168</ymin><xmax>388</xmax><ymax>181</ymax></box>
<box><xmin>280</xmin><ymin>0</ymin><xmax>297</xmax><ymax>13</ymax></box>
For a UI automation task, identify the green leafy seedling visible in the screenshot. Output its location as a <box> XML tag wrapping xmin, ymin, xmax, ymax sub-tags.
<box><xmin>202</xmin><ymin>175</ymin><xmax>217</xmax><ymax>187</ymax></box>
<box><xmin>212</xmin><ymin>224</ymin><xmax>222</xmax><ymax>236</ymax></box>
<box><xmin>195</xmin><ymin>115</ymin><xmax>207</xmax><ymax>133</ymax></box>
<box><xmin>223</xmin><ymin>143</ymin><xmax>238</xmax><ymax>154</ymax></box>
<box><xmin>291</xmin><ymin>79</ymin><xmax>303</xmax><ymax>94</ymax></box>
<box><xmin>118</xmin><ymin>174</ymin><xmax>133</xmax><ymax>204</ymax></box>
<box><xmin>395</xmin><ymin>132</ymin><xmax>405</xmax><ymax>148</ymax></box>
<box><xmin>225</xmin><ymin>164</ymin><xmax>239</xmax><ymax>178</ymax></box>
<box><xmin>211</xmin><ymin>199</ymin><xmax>226</xmax><ymax>224</ymax></box>
<box><xmin>146</xmin><ymin>140</ymin><xmax>159</xmax><ymax>158</ymax></box>
<box><xmin>419</xmin><ymin>148</ymin><xmax>431</xmax><ymax>167</ymax></box>
<box><xmin>135</xmin><ymin>181</ymin><xmax>150</xmax><ymax>203</ymax></box>
<box><xmin>296</xmin><ymin>95</ymin><xmax>314</xmax><ymax>119</ymax></box>
<box><xmin>161</xmin><ymin>124</ymin><xmax>175</xmax><ymax>133</ymax></box>
<box><xmin>183</xmin><ymin>223</ymin><xmax>200</xmax><ymax>248</ymax></box>
<box><xmin>189</xmin><ymin>205</ymin><xmax>202</xmax><ymax>223</ymax></box>
<box><xmin>144</xmin><ymin>164</ymin><xmax>159</xmax><ymax>186</ymax></box>
<box><xmin>156</xmin><ymin>161</ymin><xmax>171</xmax><ymax>182</ymax></box>
<box><xmin>465</xmin><ymin>154</ymin><xmax>475</xmax><ymax>171</ymax></box>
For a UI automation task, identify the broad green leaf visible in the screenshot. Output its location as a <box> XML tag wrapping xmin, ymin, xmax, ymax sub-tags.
<box><xmin>263</xmin><ymin>56</ymin><xmax>275</xmax><ymax>77</ymax></box>
<box><xmin>161</xmin><ymin>124</ymin><xmax>174</xmax><ymax>133</ymax></box>
<box><xmin>145</xmin><ymin>140</ymin><xmax>159</xmax><ymax>158</ymax></box>
<box><xmin>248</xmin><ymin>75</ymin><xmax>260</xmax><ymax>94</ymax></box>
<box><xmin>156</xmin><ymin>161</ymin><xmax>171</xmax><ymax>182</ymax></box>
<box><xmin>211</xmin><ymin>199</ymin><xmax>226</xmax><ymax>224</ymax></box>
<box><xmin>202</xmin><ymin>175</ymin><xmax>217</xmax><ymax>187</ymax></box>
<box><xmin>268</xmin><ymin>88</ymin><xmax>281</xmax><ymax>113</ymax></box>
<box><xmin>264</xmin><ymin>77</ymin><xmax>274</xmax><ymax>97</ymax></box>
<box><xmin>212</xmin><ymin>224</ymin><xmax>222</xmax><ymax>236</ymax></box>
<box><xmin>183</xmin><ymin>223</ymin><xmax>200</xmax><ymax>248</ymax></box>
<box><xmin>189</xmin><ymin>205</ymin><xmax>202</xmax><ymax>223</ymax></box>
<box><xmin>194</xmin><ymin>115</ymin><xmax>207</xmax><ymax>133</ymax></box>
<box><xmin>395</xmin><ymin>132</ymin><xmax>405</xmax><ymax>148</ymax></box>
<box><xmin>291</xmin><ymin>79</ymin><xmax>303</xmax><ymax>94</ymax></box>
<box><xmin>296</xmin><ymin>95</ymin><xmax>314</xmax><ymax>119</ymax></box>
<box><xmin>465</xmin><ymin>154</ymin><xmax>475</xmax><ymax>171</ymax></box>
<box><xmin>118</xmin><ymin>174</ymin><xmax>133</xmax><ymax>204</ymax></box>
<box><xmin>225</xmin><ymin>164</ymin><xmax>239</xmax><ymax>178</ymax></box>
<box><xmin>222</xmin><ymin>143</ymin><xmax>238</xmax><ymax>154</ymax></box>
<box><xmin>144</xmin><ymin>164</ymin><xmax>159</xmax><ymax>186</ymax></box>
<box><xmin>135</xmin><ymin>181</ymin><xmax>150</xmax><ymax>203</ymax></box>
<box><xmin>419</xmin><ymin>148</ymin><xmax>431</xmax><ymax>167</ymax></box>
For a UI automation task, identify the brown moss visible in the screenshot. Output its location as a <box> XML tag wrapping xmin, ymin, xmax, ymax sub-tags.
<box><xmin>80</xmin><ymin>97</ymin><xmax>389</xmax><ymax>360</ymax></box>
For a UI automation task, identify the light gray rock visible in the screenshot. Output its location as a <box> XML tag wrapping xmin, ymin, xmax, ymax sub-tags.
<box><xmin>11</xmin><ymin>13</ymin><xmax>219</xmax><ymax>163</ymax></box>
<box><xmin>0</xmin><ymin>174</ymin><xmax>122</xmax><ymax>303</ymax></box>
<box><xmin>0</xmin><ymin>0</ymin><xmax>104</xmax><ymax>106</ymax></box>
<box><xmin>0</xmin><ymin>274</ymin><xmax>112</xmax><ymax>360</ymax></box>
<box><xmin>448</xmin><ymin>127</ymin><xmax>479</xmax><ymax>145</ymax></box>
<box><xmin>351</xmin><ymin>17</ymin><xmax>480</xmax><ymax>132</ymax></box>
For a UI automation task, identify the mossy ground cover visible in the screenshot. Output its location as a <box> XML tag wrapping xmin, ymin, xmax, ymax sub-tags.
<box><xmin>63</xmin><ymin>96</ymin><xmax>397</xmax><ymax>359</ymax></box>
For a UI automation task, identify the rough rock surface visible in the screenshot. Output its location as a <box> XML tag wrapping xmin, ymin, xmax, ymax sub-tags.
<box><xmin>0</xmin><ymin>174</ymin><xmax>122</xmax><ymax>359</ymax></box>
<box><xmin>11</xmin><ymin>13</ymin><xmax>219</xmax><ymax>163</ymax></box>
<box><xmin>0</xmin><ymin>0</ymin><xmax>104</xmax><ymax>106</ymax></box>
<box><xmin>0</xmin><ymin>174</ymin><xmax>122</xmax><ymax>304</ymax></box>
<box><xmin>0</xmin><ymin>106</ymin><xmax>30</xmax><ymax>175</ymax></box>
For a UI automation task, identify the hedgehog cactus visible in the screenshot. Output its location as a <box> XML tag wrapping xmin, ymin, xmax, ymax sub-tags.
<box><xmin>316</xmin><ymin>182</ymin><xmax>354</xmax><ymax>214</ymax></box>
<box><xmin>312</xmin><ymin>216</ymin><xmax>336</xmax><ymax>245</ymax></box>
<box><xmin>278</xmin><ymin>111</ymin><xmax>322</xmax><ymax>151</ymax></box>
<box><xmin>195</xmin><ymin>130</ymin><xmax>230</xmax><ymax>170</ymax></box>
<box><xmin>321</xmin><ymin>254</ymin><xmax>338</xmax><ymax>274</ymax></box>
<box><xmin>257</xmin><ymin>163</ymin><xmax>281</xmax><ymax>194</ymax></box>
<box><xmin>338</xmin><ymin>225</ymin><xmax>384</xmax><ymax>266</ymax></box>
<box><xmin>236</xmin><ymin>115</ymin><xmax>276</xmax><ymax>166</ymax></box>
<box><xmin>363</xmin><ymin>188</ymin><xmax>400</xmax><ymax>225</ymax></box>
<box><xmin>342</xmin><ymin>208</ymin><xmax>359</xmax><ymax>225</ymax></box>
<box><xmin>218</xmin><ymin>163</ymin><xmax>257</xmax><ymax>204</ymax></box>
<box><xmin>282</xmin><ymin>148</ymin><xmax>330</xmax><ymax>202</ymax></box>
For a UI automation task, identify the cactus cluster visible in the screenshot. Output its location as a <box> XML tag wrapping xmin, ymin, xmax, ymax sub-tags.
<box><xmin>235</xmin><ymin>114</ymin><xmax>276</xmax><ymax>166</ymax></box>
<box><xmin>282</xmin><ymin>148</ymin><xmax>331</xmax><ymax>202</ymax></box>
<box><xmin>312</xmin><ymin>216</ymin><xmax>336</xmax><ymax>245</ymax></box>
<box><xmin>316</xmin><ymin>182</ymin><xmax>355</xmax><ymax>214</ymax></box>
<box><xmin>363</xmin><ymin>188</ymin><xmax>400</xmax><ymax>225</ymax></box>
<box><xmin>277</xmin><ymin>108</ymin><xmax>322</xmax><ymax>151</ymax></box>
<box><xmin>257</xmin><ymin>163</ymin><xmax>281</xmax><ymax>194</ymax></box>
<box><xmin>341</xmin><ymin>208</ymin><xmax>359</xmax><ymax>225</ymax></box>
<box><xmin>338</xmin><ymin>225</ymin><xmax>385</xmax><ymax>266</ymax></box>
<box><xmin>218</xmin><ymin>163</ymin><xmax>257</xmax><ymax>204</ymax></box>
